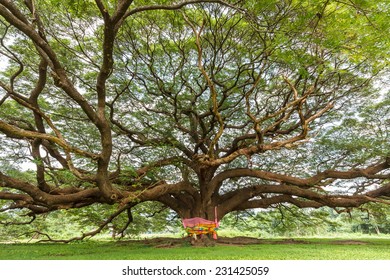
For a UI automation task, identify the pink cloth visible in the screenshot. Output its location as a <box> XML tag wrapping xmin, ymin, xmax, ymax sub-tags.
<box><xmin>182</xmin><ymin>217</ymin><xmax>219</xmax><ymax>228</ymax></box>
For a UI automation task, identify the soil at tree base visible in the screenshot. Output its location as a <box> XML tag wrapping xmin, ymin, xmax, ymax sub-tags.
<box><xmin>116</xmin><ymin>236</ymin><xmax>371</xmax><ymax>248</ymax></box>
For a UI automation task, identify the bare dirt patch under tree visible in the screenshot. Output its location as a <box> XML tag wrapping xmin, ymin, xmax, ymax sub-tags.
<box><xmin>117</xmin><ymin>237</ymin><xmax>371</xmax><ymax>248</ymax></box>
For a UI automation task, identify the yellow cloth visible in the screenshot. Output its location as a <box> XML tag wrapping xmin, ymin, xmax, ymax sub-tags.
<box><xmin>185</xmin><ymin>223</ymin><xmax>218</xmax><ymax>237</ymax></box>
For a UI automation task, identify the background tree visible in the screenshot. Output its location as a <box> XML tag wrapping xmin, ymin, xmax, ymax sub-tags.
<box><xmin>0</xmin><ymin>0</ymin><xmax>389</xmax><ymax>239</ymax></box>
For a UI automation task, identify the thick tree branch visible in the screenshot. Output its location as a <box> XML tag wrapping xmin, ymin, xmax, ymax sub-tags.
<box><xmin>210</xmin><ymin>158</ymin><xmax>389</xmax><ymax>194</ymax></box>
<box><xmin>0</xmin><ymin>171</ymin><xmax>102</xmax><ymax>209</ymax></box>
<box><xmin>0</xmin><ymin>119</ymin><xmax>99</xmax><ymax>160</ymax></box>
<box><xmin>124</xmin><ymin>0</ymin><xmax>243</xmax><ymax>18</ymax></box>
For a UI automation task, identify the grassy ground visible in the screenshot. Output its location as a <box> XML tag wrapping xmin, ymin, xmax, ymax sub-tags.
<box><xmin>1</xmin><ymin>237</ymin><xmax>389</xmax><ymax>260</ymax></box>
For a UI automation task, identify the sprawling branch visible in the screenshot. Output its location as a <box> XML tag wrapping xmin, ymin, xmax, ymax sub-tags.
<box><xmin>0</xmin><ymin>171</ymin><xmax>101</xmax><ymax>210</ymax></box>
<box><xmin>124</xmin><ymin>0</ymin><xmax>243</xmax><ymax>18</ymax></box>
<box><xmin>211</xmin><ymin>158</ymin><xmax>390</xmax><ymax>191</ymax></box>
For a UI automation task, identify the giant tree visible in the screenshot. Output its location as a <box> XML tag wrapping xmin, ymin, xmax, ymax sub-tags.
<box><xmin>0</xmin><ymin>0</ymin><xmax>389</xmax><ymax>238</ymax></box>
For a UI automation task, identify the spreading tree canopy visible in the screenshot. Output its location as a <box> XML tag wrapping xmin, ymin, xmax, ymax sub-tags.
<box><xmin>0</xmin><ymin>0</ymin><xmax>389</xmax><ymax>237</ymax></box>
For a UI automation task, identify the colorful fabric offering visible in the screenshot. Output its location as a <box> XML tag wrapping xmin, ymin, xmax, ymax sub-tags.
<box><xmin>182</xmin><ymin>217</ymin><xmax>219</xmax><ymax>239</ymax></box>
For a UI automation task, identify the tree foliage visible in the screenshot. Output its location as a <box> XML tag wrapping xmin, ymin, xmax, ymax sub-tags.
<box><xmin>0</xmin><ymin>0</ymin><xmax>389</xmax><ymax>240</ymax></box>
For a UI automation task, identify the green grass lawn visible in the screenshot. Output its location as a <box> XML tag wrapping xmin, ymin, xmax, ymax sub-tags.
<box><xmin>1</xmin><ymin>237</ymin><xmax>389</xmax><ymax>260</ymax></box>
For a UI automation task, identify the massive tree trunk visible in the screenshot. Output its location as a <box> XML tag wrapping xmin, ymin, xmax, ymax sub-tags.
<box><xmin>155</xmin><ymin>166</ymin><xmax>221</xmax><ymax>221</ymax></box>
